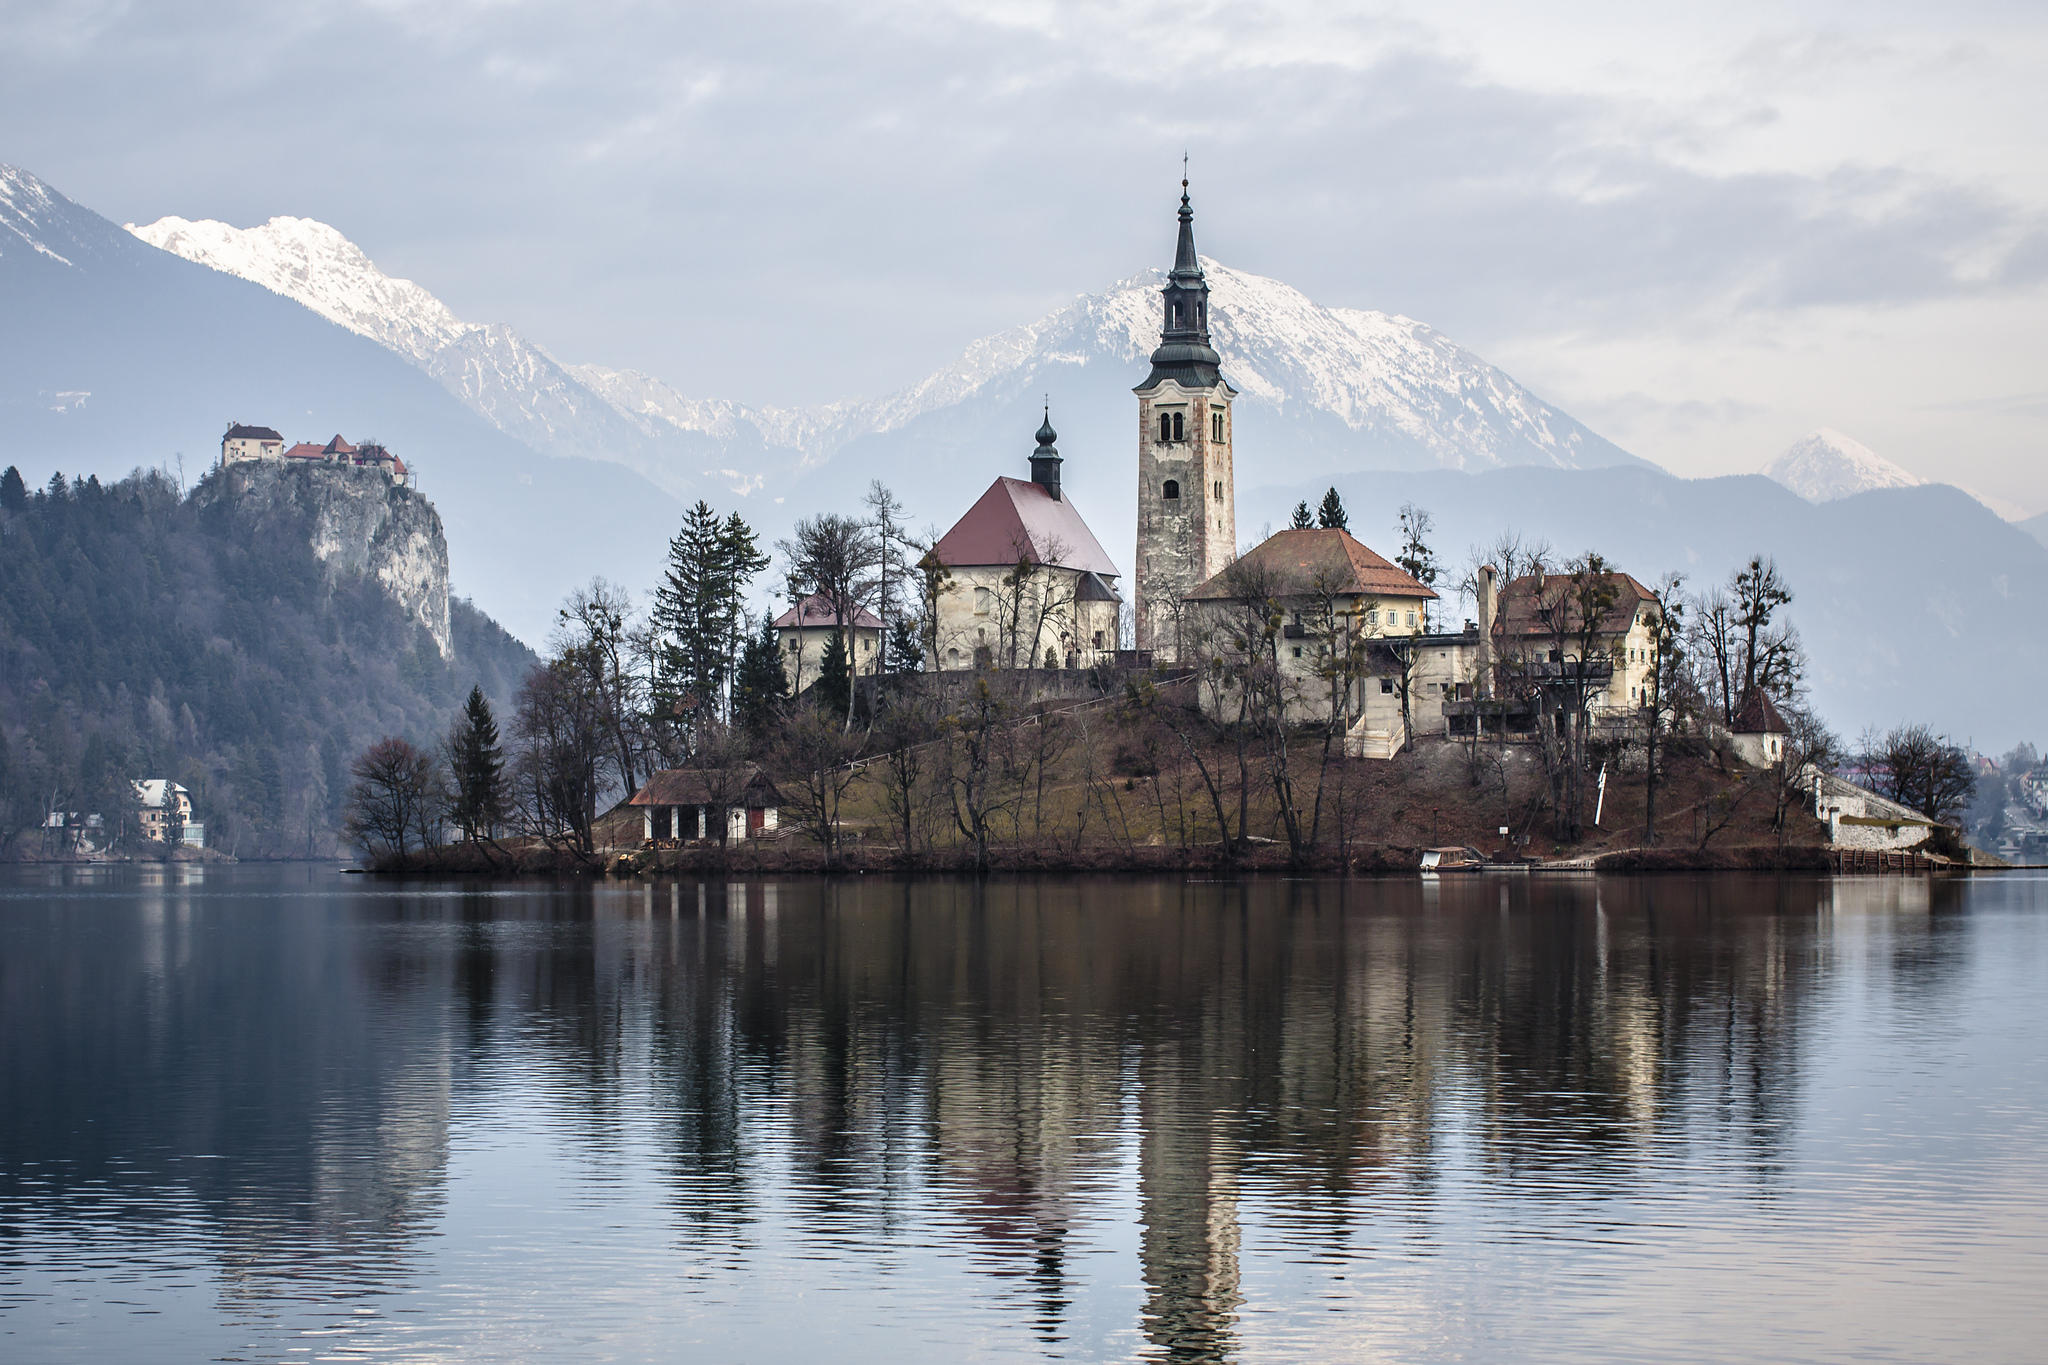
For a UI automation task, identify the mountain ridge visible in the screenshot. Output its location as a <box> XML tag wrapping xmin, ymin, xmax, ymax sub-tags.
<box><xmin>1763</xmin><ymin>428</ymin><xmax>1924</xmax><ymax>503</ymax></box>
<box><xmin>124</xmin><ymin>212</ymin><xmax>1647</xmax><ymax>498</ymax></box>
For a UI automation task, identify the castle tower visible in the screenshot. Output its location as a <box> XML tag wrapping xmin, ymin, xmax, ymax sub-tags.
<box><xmin>1134</xmin><ymin>181</ymin><xmax>1235</xmax><ymax>660</ymax></box>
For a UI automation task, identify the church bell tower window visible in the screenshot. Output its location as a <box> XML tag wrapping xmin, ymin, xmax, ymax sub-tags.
<box><xmin>1163</xmin><ymin>479</ymin><xmax>1180</xmax><ymax>500</ymax></box>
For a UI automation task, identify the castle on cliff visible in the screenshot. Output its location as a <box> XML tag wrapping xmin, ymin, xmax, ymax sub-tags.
<box><xmin>221</xmin><ymin>423</ymin><xmax>413</xmax><ymax>485</ymax></box>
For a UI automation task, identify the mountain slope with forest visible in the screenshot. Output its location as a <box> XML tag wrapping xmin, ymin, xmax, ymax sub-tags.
<box><xmin>0</xmin><ymin>163</ymin><xmax>680</xmax><ymax>647</ymax></box>
<box><xmin>0</xmin><ymin>463</ymin><xmax>533</xmax><ymax>857</ymax></box>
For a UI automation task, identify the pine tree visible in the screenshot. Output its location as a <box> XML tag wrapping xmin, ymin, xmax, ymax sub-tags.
<box><xmin>650</xmin><ymin>502</ymin><xmax>767</xmax><ymax>731</ymax></box>
<box><xmin>447</xmin><ymin>685</ymin><xmax>507</xmax><ymax>841</ymax></box>
<box><xmin>1316</xmin><ymin>487</ymin><xmax>1348</xmax><ymax>531</ymax></box>
<box><xmin>732</xmin><ymin>618</ymin><xmax>790</xmax><ymax>737</ymax></box>
<box><xmin>887</xmin><ymin>615</ymin><xmax>923</xmax><ymax>672</ymax></box>
<box><xmin>814</xmin><ymin>627</ymin><xmax>852</xmax><ymax>718</ymax></box>
<box><xmin>0</xmin><ymin>466</ymin><xmax>25</xmax><ymax>513</ymax></box>
<box><xmin>1289</xmin><ymin>500</ymin><xmax>1313</xmax><ymax>530</ymax></box>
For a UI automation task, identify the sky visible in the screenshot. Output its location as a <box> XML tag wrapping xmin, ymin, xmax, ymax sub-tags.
<box><xmin>5</xmin><ymin>0</ymin><xmax>2046</xmax><ymax>514</ymax></box>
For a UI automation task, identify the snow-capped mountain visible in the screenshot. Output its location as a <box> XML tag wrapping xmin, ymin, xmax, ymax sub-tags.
<box><xmin>128</xmin><ymin>215</ymin><xmax>471</xmax><ymax>363</ymax></box>
<box><xmin>1763</xmin><ymin>428</ymin><xmax>1924</xmax><ymax>503</ymax></box>
<box><xmin>127</xmin><ymin>214</ymin><xmax>1639</xmax><ymax>509</ymax></box>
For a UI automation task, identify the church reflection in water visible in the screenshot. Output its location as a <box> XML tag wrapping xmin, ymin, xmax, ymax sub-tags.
<box><xmin>0</xmin><ymin>870</ymin><xmax>1981</xmax><ymax>1358</ymax></box>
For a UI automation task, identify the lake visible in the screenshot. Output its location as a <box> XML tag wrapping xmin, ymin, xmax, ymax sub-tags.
<box><xmin>3</xmin><ymin>866</ymin><xmax>2045</xmax><ymax>1362</ymax></box>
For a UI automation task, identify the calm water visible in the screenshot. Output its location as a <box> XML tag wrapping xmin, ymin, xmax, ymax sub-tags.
<box><xmin>2</xmin><ymin>868</ymin><xmax>2045</xmax><ymax>1363</ymax></box>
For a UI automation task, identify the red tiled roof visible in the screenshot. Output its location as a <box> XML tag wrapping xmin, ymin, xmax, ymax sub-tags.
<box><xmin>931</xmin><ymin>477</ymin><xmax>1119</xmax><ymax>578</ymax></box>
<box><xmin>323</xmin><ymin>435</ymin><xmax>357</xmax><ymax>455</ymax></box>
<box><xmin>772</xmin><ymin>592</ymin><xmax>884</xmax><ymax>630</ymax></box>
<box><xmin>283</xmin><ymin>442</ymin><xmax>326</xmax><ymax>460</ymax></box>
<box><xmin>1492</xmin><ymin>570</ymin><xmax>1658</xmax><ymax>639</ymax></box>
<box><xmin>1186</xmin><ymin>528</ymin><xmax>1436</xmax><ymax>602</ymax></box>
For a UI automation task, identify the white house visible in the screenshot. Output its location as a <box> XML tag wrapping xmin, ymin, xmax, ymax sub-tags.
<box><xmin>773</xmin><ymin>593</ymin><xmax>886</xmax><ymax>694</ymax></box>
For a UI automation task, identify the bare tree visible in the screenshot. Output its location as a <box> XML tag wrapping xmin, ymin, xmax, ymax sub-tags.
<box><xmin>779</xmin><ymin>513</ymin><xmax>883</xmax><ymax>728</ymax></box>
<box><xmin>940</xmin><ymin>676</ymin><xmax>1019</xmax><ymax>871</ymax></box>
<box><xmin>555</xmin><ymin>579</ymin><xmax>644</xmax><ymax>792</ymax></box>
<box><xmin>1641</xmin><ymin>574</ymin><xmax>1689</xmax><ymax>844</ymax></box>
<box><xmin>774</xmin><ymin>706</ymin><xmax>866</xmax><ymax>866</ymax></box>
<box><xmin>344</xmin><ymin>737</ymin><xmax>444</xmax><ymax>863</ymax></box>
<box><xmin>1860</xmin><ymin>724</ymin><xmax>1975</xmax><ymax>822</ymax></box>
<box><xmin>873</xmin><ymin>693</ymin><xmax>941</xmax><ymax>856</ymax></box>
<box><xmin>511</xmin><ymin>658</ymin><xmax>616</xmax><ymax>859</ymax></box>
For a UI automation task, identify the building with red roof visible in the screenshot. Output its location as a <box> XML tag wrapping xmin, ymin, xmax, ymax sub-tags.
<box><xmin>1183</xmin><ymin>527</ymin><xmax>1447</xmax><ymax>754</ymax></box>
<box><xmin>928</xmin><ymin>410</ymin><xmax>1123</xmax><ymax>671</ymax></box>
<box><xmin>772</xmin><ymin>593</ymin><xmax>886</xmax><ymax>694</ymax></box>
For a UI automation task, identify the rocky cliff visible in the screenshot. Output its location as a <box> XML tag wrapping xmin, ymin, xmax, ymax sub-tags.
<box><xmin>196</xmin><ymin>461</ymin><xmax>452</xmax><ymax>658</ymax></box>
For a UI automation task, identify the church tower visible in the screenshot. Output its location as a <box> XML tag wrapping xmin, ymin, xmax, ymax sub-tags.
<box><xmin>1134</xmin><ymin>180</ymin><xmax>1235</xmax><ymax>660</ymax></box>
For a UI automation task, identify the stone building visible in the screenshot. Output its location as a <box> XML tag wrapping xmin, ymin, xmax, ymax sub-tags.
<box><xmin>1133</xmin><ymin>182</ymin><xmax>1235</xmax><ymax>662</ymax></box>
<box><xmin>1469</xmin><ymin>566</ymin><xmax>1664</xmax><ymax>734</ymax></box>
<box><xmin>928</xmin><ymin>411</ymin><xmax>1122</xmax><ymax>672</ymax></box>
<box><xmin>220</xmin><ymin>422</ymin><xmax>283</xmax><ymax>465</ymax></box>
<box><xmin>1183</xmin><ymin>527</ymin><xmax>1442</xmax><ymax>757</ymax></box>
<box><xmin>772</xmin><ymin>593</ymin><xmax>885</xmax><ymax>694</ymax></box>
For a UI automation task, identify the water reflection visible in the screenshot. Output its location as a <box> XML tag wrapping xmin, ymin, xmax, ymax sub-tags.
<box><xmin>2</xmin><ymin>869</ymin><xmax>2043</xmax><ymax>1362</ymax></box>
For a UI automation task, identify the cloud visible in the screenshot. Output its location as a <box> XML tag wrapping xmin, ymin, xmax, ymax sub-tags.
<box><xmin>2</xmin><ymin>0</ymin><xmax>2044</xmax><ymax>491</ymax></box>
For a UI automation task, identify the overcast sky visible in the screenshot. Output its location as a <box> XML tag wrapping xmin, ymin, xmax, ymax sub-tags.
<box><xmin>6</xmin><ymin>0</ymin><xmax>2046</xmax><ymax>513</ymax></box>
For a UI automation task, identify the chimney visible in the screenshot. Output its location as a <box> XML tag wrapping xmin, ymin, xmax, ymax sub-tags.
<box><xmin>1476</xmin><ymin>564</ymin><xmax>1498</xmax><ymax>696</ymax></box>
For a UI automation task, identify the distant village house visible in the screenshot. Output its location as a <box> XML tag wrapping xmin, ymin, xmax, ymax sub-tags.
<box><xmin>134</xmin><ymin>779</ymin><xmax>204</xmax><ymax>848</ymax></box>
<box><xmin>773</xmin><ymin>594</ymin><xmax>885</xmax><ymax>694</ymax></box>
<box><xmin>222</xmin><ymin>423</ymin><xmax>412</xmax><ymax>484</ymax></box>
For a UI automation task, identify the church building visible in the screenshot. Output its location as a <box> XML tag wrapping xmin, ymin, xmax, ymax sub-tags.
<box><xmin>928</xmin><ymin>410</ymin><xmax>1123</xmax><ymax>671</ymax></box>
<box><xmin>1134</xmin><ymin>181</ymin><xmax>1236</xmax><ymax>662</ymax></box>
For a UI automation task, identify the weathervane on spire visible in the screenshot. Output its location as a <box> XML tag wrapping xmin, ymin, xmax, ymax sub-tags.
<box><xmin>1182</xmin><ymin>149</ymin><xmax>1189</xmax><ymax>192</ymax></box>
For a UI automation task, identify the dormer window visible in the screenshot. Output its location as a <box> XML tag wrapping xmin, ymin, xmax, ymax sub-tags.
<box><xmin>1162</xmin><ymin>479</ymin><xmax>1180</xmax><ymax>500</ymax></box>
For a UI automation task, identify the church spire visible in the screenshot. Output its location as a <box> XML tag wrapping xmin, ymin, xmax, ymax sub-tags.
<box><xmin>1029</xmin><ymin>400</ymin><xmax>1063</xmax><ymax>499</ymax></box>
<box><xmin>1138</xmin><ymin>175</ymin><xmax>1223</xmax><ymax>390</ymax></box>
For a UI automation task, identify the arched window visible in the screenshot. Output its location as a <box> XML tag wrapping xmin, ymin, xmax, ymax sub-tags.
<box><xmin>1159</xmin><ymin>412</ymin><xmax>1172</xmax><ymax>442</ymax></box>
<box><xmin>1171</xmin><ymin>412</ymin><xmax>1184</xmax><ymax>442</ymax></box>
<box><xmin>1162</xmin><ymin>479</ymin><xmax>1180</xmax><ymax>500</ymax></box>
<box><xmin>1212</xmin><ymin>411</ymin><xmax>1224</xmax><ymax>442</ymax></box>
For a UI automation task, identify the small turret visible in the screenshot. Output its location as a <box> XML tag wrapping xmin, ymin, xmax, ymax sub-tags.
<box><xmin>1029</xmin><ymin>403</ymin><xmax>1063</xmax><ymax>500</ymax></box>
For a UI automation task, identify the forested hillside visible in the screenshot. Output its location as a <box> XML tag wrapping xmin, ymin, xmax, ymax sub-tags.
<box><xmin>0</xmin><ymin>464</ymin><xmax>533</xmax><ymax>856</ymax></box>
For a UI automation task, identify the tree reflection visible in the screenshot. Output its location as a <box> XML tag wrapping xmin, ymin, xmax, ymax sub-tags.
<box><xmin>2</xmin><ymin>866</ymin><xmax>1992</xmax><ymax>1360</ymax></box>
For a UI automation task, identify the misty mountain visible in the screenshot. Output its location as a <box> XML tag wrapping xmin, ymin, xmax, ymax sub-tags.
<box><xmin>1763</xmin><ymin>428</ymin><xmax>1925</xmax><ymax>503</ymax></box>
<box><xmin>1</xmin><ymin>165</ymin><xmax>679</xmax><ymax>645</ymax></box>
<box><xmin>2019</xmin><ymin>511</ymin><xmax>2048</xmax><ymax>554</ymax></box>
<box><xmin>1250</xmin><ymin>465</ymin><xmax>2043</xmax><ymax>751</ymax></box>
<box><xmin>125</xmin><ymin>211</ymin><xmax>1642</xmax><ymax>533</ymax></box>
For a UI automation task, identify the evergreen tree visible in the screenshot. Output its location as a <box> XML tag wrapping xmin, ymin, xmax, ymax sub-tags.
<box><xmin>732</xmin><ymin>618</ymin><xmax>790</xmax><ymax>737</ymax></box>
<box><xmin>887</xmin><ymin>615</ymin><xmax>923</xmax><ymax>672</ymax></box>
<box><xmin>1289</xmin><ymin>500</ymin><xmax>1314</xmax><ymax>530</ymax></box>
<box><xmin>814</xmin><ymin>626</ymin><xmax>852</xmax><ymax>718</ymax></box>
<box><xmin>0</xmin><ymin>466</ymin><xmax>25</xmax><ymax>512</ymax></box>
<box><xmin>447</xmin><ymin>684</ymin><xmax>508</xmax><ymax>841</ymax></box>
<box><xmin>650</xmin><ymin>502</ymin><xmax>767</xmax><ymax>729</ymax></box>
<box><xmin>1316</xmin><ymin>487</ymin><xmax>1348</xmax><ymax>531</ymax></box>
